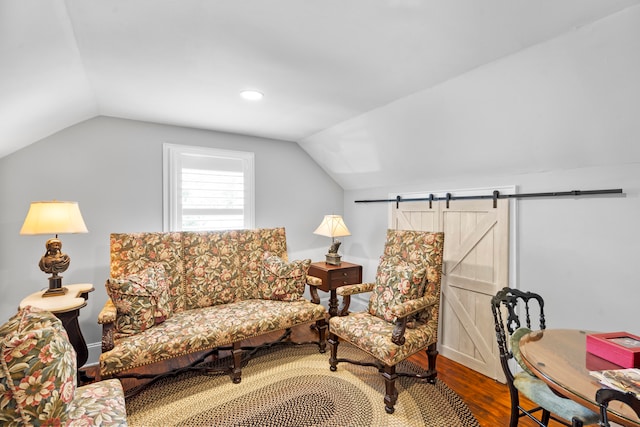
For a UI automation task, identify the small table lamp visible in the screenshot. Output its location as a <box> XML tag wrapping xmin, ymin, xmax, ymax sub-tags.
<box><xmin>313</xmin><ymin>215</ymin><xmax>351</xmax><ymax>265</ymax></box>
<box><xmin>20</xmin><ymin>201</ymin><xmax>88</xmax><ymax>297</ymax></box>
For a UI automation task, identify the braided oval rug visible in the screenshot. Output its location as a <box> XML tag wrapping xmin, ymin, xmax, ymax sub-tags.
<box><xmin>126</xmin><ymin>343</ymin><xmax>480</xmax><ymax>427</ymax></box>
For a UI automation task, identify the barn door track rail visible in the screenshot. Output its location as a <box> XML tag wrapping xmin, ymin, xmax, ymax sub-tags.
<box><xmin>355</xmin><ymin>188</ymin><xmax>623</xmax><ymax>209</ymax></box>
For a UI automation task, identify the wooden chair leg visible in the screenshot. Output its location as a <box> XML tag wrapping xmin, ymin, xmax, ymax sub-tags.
<box><xmin>329</xmin><ymin>333</ymin><xmax>339</xmax><ymax>371</ymax></box>
<box><xmin>541</xmin><ymin>409</ymin><xmax>550</xmax><ymax>425</ymax></box>
<box><xmin>508</xmin><ymin>390</ymin><xmax>519</xmax><ymax>427</ymax></box>
<box><xmin>425</xmin><ymin>342</ymin><xmax>438</xmax><ymax>383</ymax></box>
<box><xmin>230</xmin><ymin>341</ymin><xmax>243</xmax><ymax>384</ymax></box>
<box><xmin>316</xmin><ymin>319</ymin><xmax>327</xmax><ymax>353</ymax></box>
<box><xmin>570</xmin><ymin>418</ymin><xmax>583</xmax><ymax>427</ymax></box>
<box><xmin>382</xmin><ymin>365</ymin><xmax>398</xmax><ymax>414</ymax></box>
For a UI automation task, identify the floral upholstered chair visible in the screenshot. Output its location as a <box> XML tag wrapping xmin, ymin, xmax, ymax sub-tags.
<box><xmin>328</xmin><ymin>229</ymin><xmax>444</xmax><ymax>414</ymax></box>
<box><xmin>0</xmin><ymin>305</ymin><xmax>127</xmax><ymax>426</ymax></box>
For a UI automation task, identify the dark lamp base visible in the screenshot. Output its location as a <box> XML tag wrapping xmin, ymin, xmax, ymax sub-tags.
<box><xmin>325</xmin><ymin>253</ymin><xmax>342</xmax><ymax>266</ymax></box>
<box><xmin>43</xmin><ymin>287</ymin><xmax>68</xmax><ymax>297</ymax></box>
<box><xmin>43</xmin><ymin>276</ymin><xmax>67</xmax><ymax>298</ymax></box>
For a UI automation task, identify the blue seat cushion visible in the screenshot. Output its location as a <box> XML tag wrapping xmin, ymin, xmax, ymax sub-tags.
<box><xmin>513</xmin><ymin>371</ymin><xmax>599</xmax><ymax>424</ymax></box>
<box><xmin>511</xmin><ymin>327</ymin><xmax>536</xmax><ymax>376</ymax></box>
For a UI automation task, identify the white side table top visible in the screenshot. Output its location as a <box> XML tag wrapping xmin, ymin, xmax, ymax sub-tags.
<box><xmin>20</xmin><ymin>283</ymin><xmax>95</xmax><ymax>314</ymax></box>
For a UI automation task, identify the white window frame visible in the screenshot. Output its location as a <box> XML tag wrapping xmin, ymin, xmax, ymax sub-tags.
<box><xmin>163</xmin><ymin>143</ymin><xmax>255</xmax><ymax>231</ymax></box>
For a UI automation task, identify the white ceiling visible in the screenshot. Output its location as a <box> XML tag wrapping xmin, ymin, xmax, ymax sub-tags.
<box><xmin>2</xmin><ymin>0</ymin><xmax>639</xmax><ymax>159</ymax></box>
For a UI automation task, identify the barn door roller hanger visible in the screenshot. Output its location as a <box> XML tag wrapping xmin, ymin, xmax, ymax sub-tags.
<box><xmin>355</xmin><ymin>188</ymin><xmax>624</xmax><ymax>209</ymax></box>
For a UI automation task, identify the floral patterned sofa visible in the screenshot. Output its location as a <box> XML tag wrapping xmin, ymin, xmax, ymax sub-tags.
<box><xmin>98</xmin><ymin>227</ymin><xmax>328</xmax><ymax>386</ymax></box>
<box><xmin>0</xmin><ymin>305</ymin><xmax>127</xmax><ymax>426</ymax></box>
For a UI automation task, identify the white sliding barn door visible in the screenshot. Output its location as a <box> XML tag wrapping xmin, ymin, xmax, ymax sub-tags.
<box><xmin>390</xmin><ymin>195</ymin><xmax>509</xmax><ymax>380</ymax></box>
<box><xmin>391</xmin><ymin>201</ymin><xmax>440</xmax><ymax>231</ymax></box>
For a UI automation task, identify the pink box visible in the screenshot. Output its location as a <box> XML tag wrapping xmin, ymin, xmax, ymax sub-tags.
<box><xmin>586</xmin><ymin>332</ymin><xmax>640</xmax><ymax>368</ymax></box>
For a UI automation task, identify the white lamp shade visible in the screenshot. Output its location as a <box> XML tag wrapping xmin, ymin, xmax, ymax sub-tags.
<box><xmin>20</xmin><ymin>201</ymin><xmax>88</xmax><ymax>235</ymax></box>
<box><xmin>313</xmin><ymin>215</ymin><xmax>350</xmax><ymax>238</ymax></box>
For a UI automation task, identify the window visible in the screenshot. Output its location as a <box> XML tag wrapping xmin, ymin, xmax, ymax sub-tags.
<box><xmin>163</xmin><ymin>144</ymin><xmax>255</xmax><ymax>231</ymax></box>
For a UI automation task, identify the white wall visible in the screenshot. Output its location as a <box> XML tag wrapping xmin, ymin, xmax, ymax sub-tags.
<box><xmin>0</xmin><ymin>116</ymin><xmax>344</xmax><ymax>363</ymax></box>
<box><xmin>303</xmin><ymin>7</ymin><xmax>640</xmax><ymax>332</ymax></box>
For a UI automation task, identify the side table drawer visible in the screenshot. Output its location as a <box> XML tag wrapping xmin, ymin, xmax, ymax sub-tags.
<box><xmin>329</xmin><ymin>268</ymin><xmax>361</xmax><ymax>287</ymax></box>
<box><xmin>307</xmin><ymin>261</ymin><xmax>362</xmax><ymax>317</ymax></box>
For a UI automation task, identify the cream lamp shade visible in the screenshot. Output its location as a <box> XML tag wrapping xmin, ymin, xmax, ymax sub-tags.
<box><xmin>20</xmin><ymin>201</ymin><xmax>88</xmax><ymax>297</ymax></box>
<box><xmin>313</xmin><ymin>215</ymin><xmax>351</xmax><ymax>239</ymax></box>
<box><xmin>314</xmin><ymin>215</ymin><xmax>350</xmax><ymax>265</ymax></box>
<box><xmin>20</xmin><ymin>201</ymin><xmax>88</xmax><ymax>235</ymax></box>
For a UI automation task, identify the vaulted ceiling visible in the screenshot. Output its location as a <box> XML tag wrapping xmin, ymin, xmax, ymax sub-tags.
<box><xmin>2</xmin><ymin>0</ymin><xmax>639</xmax><ymax>160</ymax></box>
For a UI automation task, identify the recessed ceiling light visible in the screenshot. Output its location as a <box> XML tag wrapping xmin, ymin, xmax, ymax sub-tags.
<box><xmin>240</xmin><ymin>90</ymin><xmax>264</xmax><ymax>101</ymax></box>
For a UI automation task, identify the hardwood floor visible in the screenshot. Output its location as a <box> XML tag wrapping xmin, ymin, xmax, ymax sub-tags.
<box><xmin>410</xmin><ymin>348</ymin><xmax>565</xmax><ymax>426</ymax></box>
<box><xmin>86</xmin><ymin>324</ymin><xmax>566</xmax><ymax>426</ymax></box>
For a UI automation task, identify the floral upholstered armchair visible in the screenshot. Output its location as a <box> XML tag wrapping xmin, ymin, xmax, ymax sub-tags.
<box><xmin>0</xmin><ymin>306</ymin><xmax>127</xmax><ymax>426</ymax></box>
<box><xmin>328</xmin><ymin>229</ymin><xmax>445</xmax><ymax>414</ymax></box>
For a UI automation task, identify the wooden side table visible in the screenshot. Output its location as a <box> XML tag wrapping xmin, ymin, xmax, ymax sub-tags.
<box><xmin>308</xmin><ymin>261</ymin><xmax>362</xmax><ymax>317</ymax></box>
<box><xmin>20</xmin><ymin>283</ymin><xmax>95</xmax><ymax>384</ymax></box>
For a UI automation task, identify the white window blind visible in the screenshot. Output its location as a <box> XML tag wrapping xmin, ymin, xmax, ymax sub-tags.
<box><xmin>163</xmin><ymin>144</ymin><xmax>255</xmax><ymax>231</ymax></box>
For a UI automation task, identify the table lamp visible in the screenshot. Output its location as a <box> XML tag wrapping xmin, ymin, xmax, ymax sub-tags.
<box><xmin>313</xmin><ymin>214</ymin><xmax>350</xmax><ymax>265</ymax></box>
<box><xmin>20</xmin><ymin>201</ymin><xmax>88</xmax><ymax>297</ymax></box>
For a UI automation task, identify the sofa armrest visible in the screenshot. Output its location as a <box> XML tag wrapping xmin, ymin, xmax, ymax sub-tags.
<box><xmin>306</xmin><ymin>275</ymin><xmax>322</xmax><ymax>287</ymax></box>
<box><xmin>390</xmin><ymin>293</ymin><xmax>439</xmax><ymax>318</ymax></box>
<box><xmin>336</xmin><ymin>282</ymin><xmax>375</xmax><ymax>296</ymax></box>
<box><xmin>307</xmin><ymin>275</ymin><xmax>323</xmax><ymax>304</ymax></box>
<box><xmin>98</xmin><ymin>298</ymin><xmax>116</xmax><ymax>352</ymax></box>
<box><xmin>98</xmin><ymin>298</ymin><xmax>116</xmax><ymax>324</ymax></box>
<box><xmin>332</xmin><ymin>283</ymin><xmax>374</xmax><ymax>316</ymax></box>
<box><xmin>390</xmin><ymin>294</ymin><xmax>439</xmax><ymax>345</ymax></box>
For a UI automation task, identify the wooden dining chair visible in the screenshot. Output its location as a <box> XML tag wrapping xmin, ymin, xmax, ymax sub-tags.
<box><xmin>596</xmin><ymin>388</ymin><xmax>640</xmax><ymax>426</ymax></box>
<box><xmin>491</xmin><ymin>287</ymin><xmax>599</xmax><ymax>427</ymax></box>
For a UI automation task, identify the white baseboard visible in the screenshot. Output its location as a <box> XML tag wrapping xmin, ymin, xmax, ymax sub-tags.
<box><xmin>85</xmin><ymin>341</ymin><xmax>101</xmax><ymax>367</ymax></box>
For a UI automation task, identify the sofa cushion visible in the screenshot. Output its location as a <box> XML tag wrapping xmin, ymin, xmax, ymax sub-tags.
<box><xmin>183</xmin><ymin>231</ymin><xmax>241</xmax><ymax>308</ymax></box>
<box><xmin>110</xmin><ymin>231</ymin><xmax>184</xmax><ymax>312</ymax></box>
<box><xmin>259</xmin><ymin>254</ymin><xmax>311</xmax><ymax>301</ymax></box>
<box><xmin>382</xmin><ymin>230</ymin><xmax>444</xmax><ymax>323</ymax></box>
<box><xmin>106</xmin><ymin>263</ymin><xmax>171</xmax><ymax>339</ymax></box>
<box><xmin>368</xmin><ymin>256</ymin><xmax>427</xmax><ymax>323</ymax></box>
<box><xmin>0</xmin><ymin>307</ymin><xmax>77</xmax><ymax>426</ymax></box>
<box><xmin>329</xmin><ymin>311</ymin><xmax>438</xmax><ymax>366</ymax></box>
<box><xmin>99</xmin><ymin>299</ymin><xmax>327</xmax><ymax>377</ymax></box>
<box><xmin>238</xmin><ymin>228</ymin><xmax>290</xmax><ymax>300</ymax></box>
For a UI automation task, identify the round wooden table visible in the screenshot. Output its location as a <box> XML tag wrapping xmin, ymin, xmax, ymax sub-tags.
<box><xmin>519</xmin><ymin>329</ymin><xmax>640</xmax><ymax>427</ymax></box>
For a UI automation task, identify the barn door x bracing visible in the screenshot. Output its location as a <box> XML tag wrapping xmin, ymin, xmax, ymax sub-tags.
<box><xmin>390</xmin><ymin>196</ymin><xmax>509</xmax><ymax>380</ymax></box>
